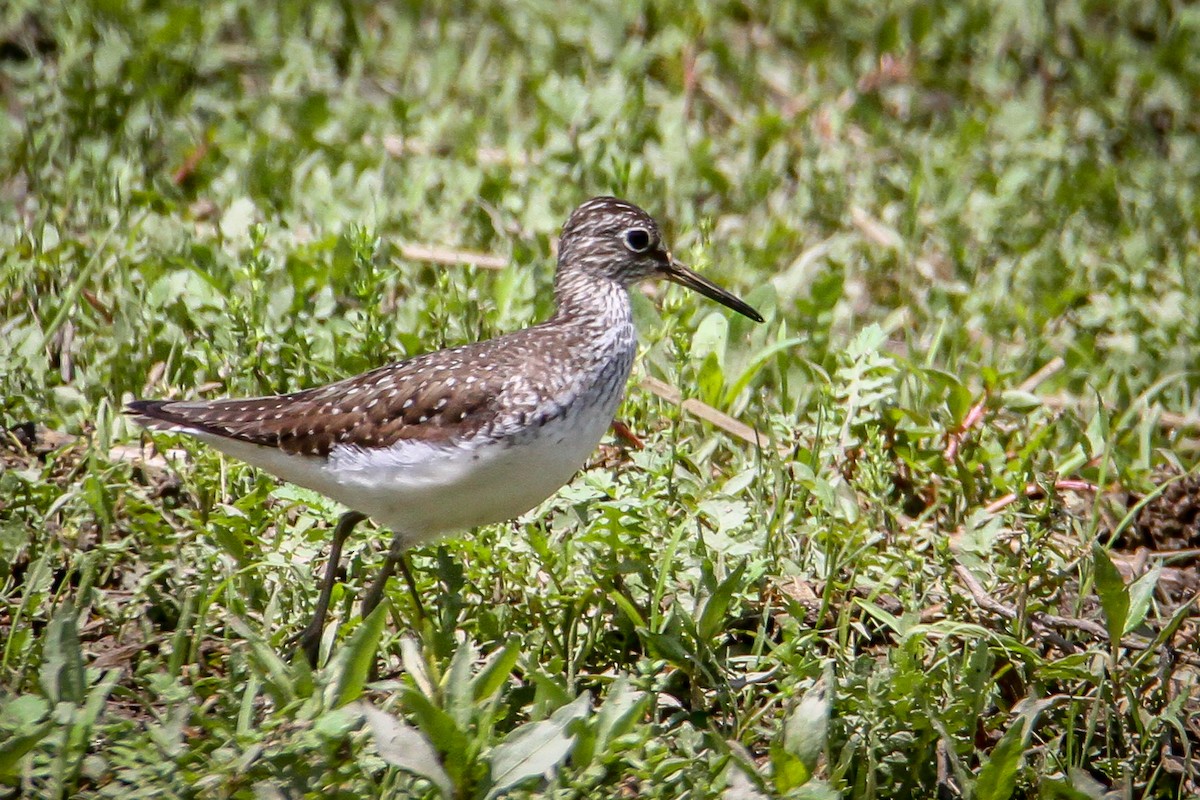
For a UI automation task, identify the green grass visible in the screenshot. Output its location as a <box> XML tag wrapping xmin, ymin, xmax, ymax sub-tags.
<box><xmin>3</xmin><ymin>1</ymin><xmax>1200</xmax><ymax>797</ymax></box>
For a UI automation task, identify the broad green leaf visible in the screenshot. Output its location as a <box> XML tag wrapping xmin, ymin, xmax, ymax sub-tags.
<box><xmin>0</xmin><ymin>694</ymin><xmax>49</xmax><ymax>727</ymax></box>
<box><xmin>357</xmin><ymin>700</ymin><xmax>452</xmax><ymax>798</ymax></box>
<box><xmin>787</xmin><ymin>780</ymin><xmax>840</xmax><ymax>799</ymax></box>
<box><xmin>1091</xmin><ymin>544</ymin><xmax>1129</xmax><ymax>645</ymax></box>
<box><xmin>845</xmin><ymin>323</ymin><xmax>886</xmax><ymax>359</ymax></box>
<box><xmin>0</xmin><ymin>719</ymin><xmax>54</xmax><ymax>779</ymax></box>
<box><xmin>607</xmin><ymin>590</ymin><xmax>646</xmax><ymax>629</ymax></box>
<box><xmin>593</xmin><ymin>677</ymin><xmax>647</xmax><ymax>754</ymax></box>
<box><xmin>696</xmin><ymin>499</ymin><xmax>750</xmax><ymax>537</ymax></box>
<box><xmin>39</xmin><ymin>605</ymin><xmax>85</xmax><ymax>705</ymax></box>
<box><xmin>575</xmin><ymin>676</ymin><xmax>647</xmax><ymax>766</ymax></box>
<box><xmin>1054</xmin><ymin>444</ymin><xmax>1090</xmax><ymax>477</ymax></box>
<box><xmin>486</xmin><ymin>692</ymin><xmax>590</xmax><ymax>799</ymax></box>
<box><xmin>723</xmin><ymin>336</ymin><xmax>808</xmax><ymax>407</ymax></box>
<box><xmin>723</xmin><ymin>759</ymin><xmax>770</xmax><ymax>800</ymax></box>
<box><xmin>698</xmin><ymin>561</ymin><xmax>747</xmax><ymax>642</ymax></box>
<box><xmin>649</xmin><ymin>609</ymin><xmax>698</xmax><ymax>666</ymax></box>
<box><xmin>402</xmin><ymin>685</ymin><xmax>470</xmax><ymax>765</ymax></box>
<box><xmin>330</xmin><ymin>601</ymin><xmax>388</xmax><ymax>708</ymax></box>
<box><xmin>443</xmin><ymin>636</ymin><xmax>479</xmax><ymax>727</ymax></box>
<box><xmin>854</xmin><ymin>598</ymin><xmax>905</xmax><ymax>636</ymax></box>
<box><xmin>1123</xmin><ymin>563</ymin><xmax>1161</xmax><ymax>635</ymax></box>
<box><xmin>999</xmin><ymin>390</ymin><xmax>1042</xmax><ymax>411</ymax></box>
<box><xmin>783</xmin><ymin>677</ymin><xmax>831</xmax><ymax>775</ymax></box>
<box><xmin>312</xmin><ymin>705</ymin><xmax>361</xmax><ymax>739</ymax></box>
<box><xmin>946</xmin><ymin>383</ymin><xmax>974</xmax><ymax>426</ymax></box>
<box><xmin>400</xmin><ymin>636</ymin><xmax>435</xmax><ymax>697</ymax></box>
<box><xmin>1084</xmin><ymin>406</ymin><xmax>1109</xmax><ymax>460</ymax></box>
<box><xmin>976</xmin><ymin>717</ymin><xmax>1027</xmax><ymax>800</ymax></box>
<box><xmin>56</xmin><ymin>669</ymin><xmax>120</xmax><ymax>795</ymax></box>
<box><xmin>228</xmin><ymin>618</ymin><xmax>297</xmax><ymax>708</ymax></box>
<box><xmin>526</xmin><ymin>668</ymin><xmax>574</xmax><ymax>710</ymax></box>
<box><xmin>698</xmin><ymin>351</ymin><xmax>726</xmax><ymax>406</ymax></box>
<box><xmin>691</xmin><ymin>311</ymin><xmax>728</xmax><ymax>366</ymax></box>
<box><xmin>1065</xmin><ymin>767</ymin><xmax>1112</xmax><ymax>799</ymax></box>
<box><xmin>720</xmin><ymin>468</ymin><xmax>760</xmax><ymax>498</ymax></box>
<box><xmin>472</xmin><ymin>636</ymin><xmax>522</xmax><ymax>702</ymax></box>
<box><xmin>770</xmin><ymin>741</ymin><xmax>811</xmax><ymax>793</ymax></box>
<box><xmin>1131</xmin><ymin>594</ymin><xmax>1199</xmax><ymax>671</ymax></box>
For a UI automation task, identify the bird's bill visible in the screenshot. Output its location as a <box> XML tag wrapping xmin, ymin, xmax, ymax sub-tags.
<box><xmin>661</xmin><ymin>259</ymin><xmax>764</xmax><ymax>322</ymax></box>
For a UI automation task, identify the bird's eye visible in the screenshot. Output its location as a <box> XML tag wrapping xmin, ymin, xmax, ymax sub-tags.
<box><xmin>623</xmin><ymin>227</ymin><xmax>652</xmax><ymax>253</ymax></box>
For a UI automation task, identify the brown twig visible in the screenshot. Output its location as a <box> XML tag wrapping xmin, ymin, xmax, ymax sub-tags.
<box><xmin>1145</xmin><ymin>547</ymin><xmax>1200</xmax><ymax>561</ymax></box>
<box><xmin>952</xmin><ymin>563</ymin><xmax>1016</xmax><ymax>621</ymax></box>
<box><xmin>681</xmin><ymin>43</ymin><xmax>697</xmax><ymax>121</ymax></box>
<box><xmin>1041</xmin><ymin>393</ymin><xmax>1200</xmax><ymax>431</ymax></box>
<box><xmin>945</xmin><ymin>479</ymin><xmax>1101</xmax><ymax>563</ymax></box>
<box><xmin>979</xmin><ymin>479</ymin><xmax>1101</xmax><ymax>516</ymax></box>
<box><xmin>172</xmin><ymin>136</ymin><xmax>211</xmax><ymax>185</ymax></box>
<box><xmin>942</xmin><ymin>358</ymin><xmax>1066</xmax><ymax>462</ymax></box>
<box><xmin>1017</xmin><ymin>357</ymin><xmax>1065</xmax><ymax>393</ymax></box>
<box><xmin>640</xmin><ymin>376</ymin><xmax>769</xmax><ymax>450</ymax></box>
<box><xmin>849</xmin><ymin>206</ymin><xmax>903</xmax><ymax>250</ymax></box>
<box><xmin>952</xmin><ymin>563</ymin><xmax>1200</xmax><ymax>666</ymax></box>
<box><xmin>610</xmin><ymin>420</ymin><xmax>644</xmax><ymax>450</ymax></box>
<box><xmin>81</xmin><ymin>289</ymin><xmax>114</xmax><ymax>323</ymax></box>
<box><xmin>398</xmin><ymin>243</ymin><xmax>507</xmax><ymax>270</ymax></box>
<box><xmin>943</xmin><ymin>395</ymin><xmax>988</xmax><ymax>461</ymax></box>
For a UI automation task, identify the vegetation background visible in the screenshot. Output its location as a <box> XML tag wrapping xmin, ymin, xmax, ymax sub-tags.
<box><xmin>2</xmin><ymin>1</ymin><xmax>1199</xmax><ymax>798</ymax></box>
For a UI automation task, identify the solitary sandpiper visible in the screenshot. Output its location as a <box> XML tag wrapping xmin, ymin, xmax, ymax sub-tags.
<box><xmin>127</xmin><ymin>197</ymin><xmax>763</xmax><ymax>665</ymax></box>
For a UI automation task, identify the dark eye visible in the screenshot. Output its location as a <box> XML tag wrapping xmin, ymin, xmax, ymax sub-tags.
<box><xmin>623</xmin><ymin>227</ymin><xmax>652</xmax><ymax>253</ymax></box>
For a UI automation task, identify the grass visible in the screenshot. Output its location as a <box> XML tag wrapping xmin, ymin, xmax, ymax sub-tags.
<box><xmin>2</xmin><ymin>0</ymin><xmax>1200</xmax><ymax>797</ymax></box>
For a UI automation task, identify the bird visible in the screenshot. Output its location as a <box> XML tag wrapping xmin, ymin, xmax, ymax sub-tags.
<box><xmin>126</xmin><ymin>196</ymin><xmax>764</xmax><ymax>665</ymax></box>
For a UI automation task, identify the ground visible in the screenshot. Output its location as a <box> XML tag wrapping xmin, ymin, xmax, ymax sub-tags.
<box><xmin>2</xmin><ymin>1</ymin><xmax>1199</xmax><ymax>798</ymax></box>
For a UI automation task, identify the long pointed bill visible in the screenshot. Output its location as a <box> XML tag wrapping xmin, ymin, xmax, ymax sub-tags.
<box><xmin>661</xmin><ymin>259</ymin><xmax>764</xmax><ymax>322</ymax></box>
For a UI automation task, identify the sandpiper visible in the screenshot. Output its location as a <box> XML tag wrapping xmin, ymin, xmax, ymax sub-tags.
<box><xmin>127</xmin><ymin>197</ymin><xmax>763</xmax><ymax>665</ymax></box>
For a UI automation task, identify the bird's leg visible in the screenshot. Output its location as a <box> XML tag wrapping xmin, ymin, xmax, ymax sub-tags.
<box><xmin>293</xmin><ymin>510</ymin><xmax>366</xmax><ymax>666</ymax></box>
<box><xmin>396</xmin><ymin>551</ymin><xmax>427</xmax><ymax>623</ymax></box>
<box><xmin>361</xmin><ymin>532</ymin><xmax>425</xmax><ymax>622</ymax></box>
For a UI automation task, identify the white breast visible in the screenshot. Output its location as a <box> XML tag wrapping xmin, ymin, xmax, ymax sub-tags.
<box><xmin>328</xmin><ymin>391</ymin><xmax>616</xmax><ymax>536</ymax></box>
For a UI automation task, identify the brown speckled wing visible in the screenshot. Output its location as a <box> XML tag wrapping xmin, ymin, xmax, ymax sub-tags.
<box><xmin>126</xmin><ymin>338</ymin><xmax>529</xmax><ymax>457</ymax></box>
